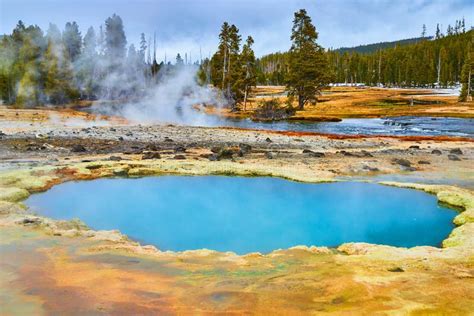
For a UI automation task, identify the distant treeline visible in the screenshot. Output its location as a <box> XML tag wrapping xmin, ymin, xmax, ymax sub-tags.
<box><xmin>256</xmin><ymin>22</ymin><xmax>473</xmax><ymax>88</ymax></box>
<box><xmin>328</xmin><ymin>30</ymin><xmax>472</xmax><ymax>87</ymax></box>
<box><xmin>334</xmin><ymin>36</ymin><xmax>432</xmax><ymax>55</ymax></box>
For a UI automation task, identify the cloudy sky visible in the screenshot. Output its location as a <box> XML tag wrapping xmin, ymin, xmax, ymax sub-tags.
<box><xmin>1</xmin><ymin>0</ymin><xmax>472</xmax><ymax>60</ymax></box>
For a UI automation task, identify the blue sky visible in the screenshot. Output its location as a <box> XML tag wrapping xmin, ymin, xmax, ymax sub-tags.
<box><xmin>1</xmin><ymin>0</ymin><xmax>472</xmax><ymax>59</ymax></box>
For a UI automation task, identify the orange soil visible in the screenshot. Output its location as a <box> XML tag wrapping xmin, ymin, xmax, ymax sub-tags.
<box><xmin>203</xmin><ymin>86</ymin><xmax>474</xmax><ymax>120</ymax></box>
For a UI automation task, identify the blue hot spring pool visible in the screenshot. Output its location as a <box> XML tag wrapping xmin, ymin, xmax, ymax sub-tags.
<box><xmin>25</xmin><ymin>176</ymin><xmax>458</xmax><ymax>254</ymax></box>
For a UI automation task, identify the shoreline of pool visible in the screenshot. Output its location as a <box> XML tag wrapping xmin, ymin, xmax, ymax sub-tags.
<box><xmin>1</xmin><ymin>159</ymin><xmax>472</xmax><ymax>258</ymax></box>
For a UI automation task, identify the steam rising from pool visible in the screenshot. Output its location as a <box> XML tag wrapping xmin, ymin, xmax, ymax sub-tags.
<box><xmin>89</xmin><ymin>66</ymin><xmax>225</xmax><ymax>125</ymax></box>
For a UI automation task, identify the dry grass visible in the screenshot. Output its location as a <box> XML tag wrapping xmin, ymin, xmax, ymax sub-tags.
<box><xmin>205</xmin><ymin>86</ymin><xmax>474</xmax><ymax>120</ymax></box>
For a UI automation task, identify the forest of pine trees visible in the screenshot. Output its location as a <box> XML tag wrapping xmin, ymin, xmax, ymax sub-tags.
<box><xmin>1</xmin><ymin>14</ymin><xmax>472</xmax><ymax>109</ymax></box>
<box><xmin>256</xmin><ymin>20</ymin><xmax>473</xmax><ymax>90</ymax></box>
<box><xmin>327</xmin><ymin>29</ymin><xmax>472</xmax><ymax>87</ymax></box>
<box><xmin>197</xmin><ymin>22</ymin><xmax>257</xmax><ymax>110</ymax></box>
<box><xmin>200</xmin><ymin>9</ymin><xmax>331</xmax><ymax>111</ymax></box>
<box><xmin>0</xmin><ymin>15</ymin><xmax>198</xmax><ymax>107</ymax></box>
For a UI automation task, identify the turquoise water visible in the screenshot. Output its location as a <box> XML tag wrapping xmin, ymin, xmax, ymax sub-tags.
<box><xmin>25</xmin><ymin>177</ymin><xmax>457</xmax><ymax>254</ymax></box>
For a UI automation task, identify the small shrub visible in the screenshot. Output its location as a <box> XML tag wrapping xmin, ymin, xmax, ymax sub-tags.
<box><xmin>252</xmin><ymin>99</ymin><xmax>295</xmax><ymax>121</ymax></box>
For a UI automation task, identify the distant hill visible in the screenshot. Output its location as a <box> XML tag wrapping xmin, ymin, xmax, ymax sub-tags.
<box><xmin>334</xmin><ymin>36</ymin><xmax>433</xmax><ymax>54</ymax></box>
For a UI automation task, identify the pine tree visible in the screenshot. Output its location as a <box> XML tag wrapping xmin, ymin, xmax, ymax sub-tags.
<box><xmin>227</xmin><ymin>24</ymin><xmax>242</xmax><ymax>109</ymax></box>
<box><xmin>13</xmin><ymin>24</ymin><xmax>44</xmax><ymax>107</ymax></box>
<box><xmin>63</xmin><ymin>21</ymin><xmax>82</xmax><ymax>62</ymax></box>
<box><xmin>42</xmin><ymin>39</ymin><xmax>78</xmax><ymax>104</ymax></box>
<box><xmin>16</xmin><ymin>66</ymin><xmax>40</xmax><ymax>107</ymax></box>
<box><xmin>212</xmin><ymin>22</ymin><xmax>231</xmax><ymax>91</ymax></box>
<box><xmin>80</xmin><ymin>27</ymin><xmax>98</xmax><ymax>98</ymax></box>
<box><xmin>42</xmin><ymin>39</ymin><xmax>62</xmax><ymax>103</ymax></box>
<box><xmin>447</xmin><ymin>24</ymin><xmax>453</xmax><ymax>36</ymax></box>
<box><xmin>0</xmin><ymin>33</ymin><xmax>17</xmax><ymax>103</ymax></box>
<box><xmin>104</xmin><ymin>14</ymin><xmax>127</xmax><ymax>60</ymax></box>
<box><xmin>286</xmin><ymin>9</ymin><xmax>331</xmax><ymax>110</ymax></box>
<box><xmin>197</xmin><ymin>58</ymin><xmax>210</xmax><ymax>85</ymax></box>
<box><xmin>210</xmin><ymin>22</ymin><xmax>254</xmax><ymax>109</ymax></box>
<box><xmin>176</xmin><ymin>53</ymin><xmax>184</xmax><ymax>65</ymax></box>
<box><xmin>436</xmin><ymin>24</ymin><xmax>441</xmax><ymax>39</ymax></box>
<box><xmin>83</xmin><ymin>27</ymin><xmax>97</xmax><ymax>55</ymax></box>
<box><xmin>46</xmin><ymin>23</ymin><xmax>61</xmax><ymax>43</ymax></box>
<box><xmin>240</xmin><ymin>36</ymin><xmax>256</xmax><ymax>110</ymax></box>
<box><xmin>211</xmin><ymin>23</ymin><xmax>234</xmax><ymax>102</ymax></box>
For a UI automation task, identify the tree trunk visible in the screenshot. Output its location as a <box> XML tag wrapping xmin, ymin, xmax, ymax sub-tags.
<box><xmin>298</xmin><ymin>94</ymin><xmax>304</xmax><ymax>110</ymax></box>
<box><xmin>243</xmin><ymin>85</ymin><xmax>248</xmax><ymax>111</ymax></box>
<box><xmin>468</xmin><ymin>69</ymin><xmax>472</xmax><ymax>101</ymax></box>
<box><xmin>437</xmin><ymin>52</ymin><xmax>441</xmax><ymax>85</ymax></box>
<box><xmin>222</xmin><ymin>46</ymin><xmax>227</xmax><ymax>90</ymax></box>
<box><xmin>378</xmin><ymin>50</ymin><xmax>381</xmax><ymax>85</ymax></box>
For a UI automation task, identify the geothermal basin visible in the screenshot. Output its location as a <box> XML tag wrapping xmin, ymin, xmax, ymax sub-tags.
<box><xmin>25</xmin><ymin>176</ymin><xmax>457</xmax><ymax>254</ymax></box>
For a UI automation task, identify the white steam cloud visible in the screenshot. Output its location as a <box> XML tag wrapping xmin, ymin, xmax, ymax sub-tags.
<box><xmin>90</xmin><ymin>65</ymin><xmax>225</xmax><ymax>125</ymax></box>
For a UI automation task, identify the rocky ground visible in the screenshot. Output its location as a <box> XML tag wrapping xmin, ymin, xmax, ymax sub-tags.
<box><xmin>1</xmin><ymin>122</ymin><xmax>473</xmax><ymax>188</ymax></box>
<box><xmin>0</xmin><ymin>108</ymin><xmax>473</xmax><ymax>314</ymax></box>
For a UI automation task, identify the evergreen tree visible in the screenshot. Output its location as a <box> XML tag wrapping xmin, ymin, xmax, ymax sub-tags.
<box><xmin>0</xmin><ymin>32</ymin><xmax>17</xmax><ymax>103</ymax></box>
<box><xmin>127</xmin><ymin>44</ymin><xmax>138</xmax><ymax>62</ymax></box>
<box><xmin>16</xmin><ymin>66</ymin><xmax>40</xmax><ymax>107</ymax></box>
<box><xmin>11</xmin><ymin>20</ymin><xmax>26</xmax><ymax>44</ymax></box>
<box><xmin>104</xmin><ymin>14</ymin><xmax>127</xmax><ymax>60</ymax></box>
<box><xmin>226</xmin><ymin>24</ymin><xmax>242</xmax><ymax>109</ymax></box>
<box><xmin>447</xmin><ymin>24</ymin><xmax>453</xmax><ymax>36</ymax></box>
<box><xmin>12</xmin><ymin>23</ymin><xmax>44</xmax><ymax>107</ymax></box>
<box><xmin>240</xmin><ymin>36</ymin><xmax>257</xmax><ymax>110</ymax></box>
<box><xmin>211</xmin><ymin>22</ymin><xmax>231</xmax><ymax>91</ymax></box>
<box><xmin>103</xmin><ymin>14</ymin><xmax>127</xmax><ymax>98</ymax></box>
<box><xmin>454</xmin><ymin>20</ymin><xmax>461</xmax><ymax>34</ymax></box>
<box><xmin>80</xmin><ymin>26</ymin><xmax>98</xmax><ymax>98</ymax></box>
<box><xmin>436</xmin><ymin>24</ymin><xmax>442</xmax><ymax>39</ymax></box>
<box><xmin>176</xmin><ymin>53</ymin><xmax>184</xmax><ymax>65</ymax></box>
<box><xmin>255</xmin><ymin>52</ymin><xmax>289</xmax><ymax>85</ymax></box>
<box><xmin>197</xmin><ymin>58</ymin><xmax>211</xmax><ymax>85</ymax></box>
<box><xmin>42</xmin><ymin>39</ymin><xmax>64</xmax><ymax>103</ymax></box>
<box><xmin>63</xmin><ymin>21</ymin><xmax>82</xmax><ymax>62</ymax></box>
<box><xmin>209</xmin><ymin>22</ymin><xmax>254</xmax><ymax>109</ymax></box>
<box><xmin>46</xmin><ymin>23</ymin><xmax>61</xmax><ymax>43</ymax></box>
<box><xmin>286</xmin><ymin>9</ymin><xmax>331</xmax><ymax>110</ymax></box>
<box><xmin>126</xmin><ymin>44</ymin><xmax>143</xmax><ymax>94</ymax></box>
<box><xmin>42</xmin><ymin>39</ymin><xmax>78</xmax><ymax>104</ymax></box>
<box><xmin>83</xmin><ymin>26</ymin><xmax>97</xmax><ymax>55</ymax></box>
<box><xmin>210</xmin><ymin>22</ymin><xmax>240</xmax><ymax>110</ymax></box>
